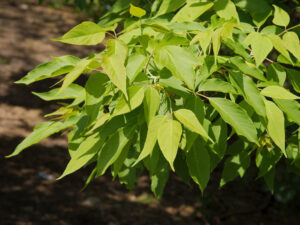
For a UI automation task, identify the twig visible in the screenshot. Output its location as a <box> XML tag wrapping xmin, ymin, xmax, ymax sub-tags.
<box><xmin>195</xmin><ymin>92</ymin><xmax>209</xmax><ymax>99</ymax></box>
<box><xmin>88</xmin><ymin>67</ymin><xmax>103</xmax><ymax>72</ymax></box>
<box><xmin>143</xmin><ymin>51</ymin><xmax>154</xmax><ymax>72</ymax></box>
<box><xmin>278</xmin><ymin>24</ymin><xmax>300</xmax><ymax>36</ymax></box>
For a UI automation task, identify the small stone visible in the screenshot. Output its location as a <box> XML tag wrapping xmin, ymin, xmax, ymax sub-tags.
<box><xmin>20</xmin><ymin>4</ymin><xmax>29</xmax><ymax>10</ymax></box>
<box><xmin>81</xmin><ymin>196</ymin><xmax>101</xmax><ymax>207</ymax></box>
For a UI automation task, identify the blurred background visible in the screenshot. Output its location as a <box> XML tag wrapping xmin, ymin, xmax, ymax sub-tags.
<box><xmin>1</xmin><ymin>1</ymin><xmax>300</xmax><ymax>225</ymax></box>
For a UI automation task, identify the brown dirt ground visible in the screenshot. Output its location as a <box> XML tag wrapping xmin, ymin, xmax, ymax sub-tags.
<box><xmin>1</xmin><ymin>1</ymin><xmax>300</xmax><ymax>225</ymax></box>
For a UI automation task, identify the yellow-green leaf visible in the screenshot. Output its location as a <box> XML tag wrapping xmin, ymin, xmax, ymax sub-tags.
<box><xmin>250</xmin><ymin>33</ymin><xmax>273</xmax><ymax>66</ymax></box>
<box><xmin>191</xmin><ymin>30</ymin><xmax>212</xmax><ymax>55</ymax></box>
<box><xmin>265</xmin><ymin>100</ymin><xmax>286</xmax><ymax>156</ymax></box>
<box><xmin>267</xmin><ymin>34</ymin><xmax>292</xmax><ymax>63</ymax></box>
<box><xmin>106</xmin><ymin>39</ymin><xmax>128</xmax><ymax>63</ymax></box>
<box><xmin>59</xmin><ymin>58</ymin><xmax>93</xmax><ymax>93</ymax></box>
<box><xmin>261</xmin><ymin>86</ymin><xmax>300</xmax><ymax>100</ymax></box>
<box><xmin>272</xmin><ymin>5</ymin><xmax>290</xmax><ymax>27</ymax></box>
<box><xmin>134</xmin><ymin>115</ymin><xmax>166</xmax><ymax>165</ymax></box>
<box><xmin>212</xmin><ymin>29</ymin><xmax>222</xmax><ymax>62</ymax></box>
<box><xmin>174</xmin><ymin>109</ymin><xmax>213</xmax><ymax>143</ymax></box>
<box><xmin>157</xmin><ymin>119</ymin><xmax>182</xmax><ymax>171</ymax></box>
<box><xmin>113</xmin><ymin>86</ymin><xmax>145</xmax><ymax>116</ymax></box>
<box><xmin>102</xmin><ymin>54</ymin><xmax>127</xmax><ymax>98</ymax></box>
<box><xmin>209</xmin><ymin>97</ymin><xmax>259</xmax><ymax>144</ymax></box>
<box><xmin>144</xmin><ymin>86</ymin><xmax>161</xmax><ymax>125</ymax></box>
<box><xmin>283</xmin><ymin>32</ymin><xmax>300</xmax><ymax>61</ymax></box>
<box><xmin>214</xmin><ymin>0</ymin><xmax>239</xmax><ymax>22</ymax></box>
<box><xmin>172</xmin><ymin>2</ymin><xmax>213</xmax><ymax>22</ymax></box>
<box><xmin>53</xmin><ymin>21</ymin><xmax>106</xmax><ymax>45</ymax></box>
<box><xmin>129</xmin><ymin>4</ymin><xmax>146</xmax><ymax>18</ymax></box>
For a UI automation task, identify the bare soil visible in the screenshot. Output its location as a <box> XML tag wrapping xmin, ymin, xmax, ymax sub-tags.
<box><xmin>1</xmin><ymin>1</ymin><xmax>300</xmax><ymax>225</ymax></box>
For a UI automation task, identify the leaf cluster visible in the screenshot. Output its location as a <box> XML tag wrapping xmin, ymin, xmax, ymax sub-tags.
<box><xmin>10</xmin><ymin>0</ymin><xmax>300</xmax><ymax>198</ymax></box>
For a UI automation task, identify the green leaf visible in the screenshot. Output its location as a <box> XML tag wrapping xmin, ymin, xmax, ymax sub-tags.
<box><xmin>7</xmin><ymin>119</ymin><xmax>77</xmax><ymax>158</ymax></box>
<box><xmin>85</xmin><ymin>73</ymin><xmax>109</xmax><ymax>123</ymax></box>
<box><xmin>59</xmin><ymin>58</ymin><xmax>93</xmax><ymax>93</ymax></box>
<box><xmin>129</xmin><ymin>4</ymin><xmax>146</xmax><ymax>18</ymax></box>
<box><xmin>272</xmin><ymin>5</ymin><xmax>290</xmax><ymax>27</ymax></box>
<box><xmin>230</xmin><ymin>56</ymin><xmax>266</xmax><ymax>81</ymax></box>
<box><xmin>126</xmin><ymin>53</ymin><xmax>147</xmax><ymax>82</ymax></box>
<box><xmin>156</xmin><ymin>0</ymin><xmax>185</xmax><ymax>16</ymax></box>
<box><xmin>33</xmin><ymin>84</ymin><xmax>84</xmax><ymax>101</ymax></box>
<box><xmin>214</xmin><ymin>0</ymin><xmax>239</xmax><ymax>22</ymax></box>
<box><xmin>234</xmin><ymin>0</ymin><xmax>272</xmax><ymax>27</ymax></box>
<box><xmin>113</xmin><ymin>86</ymin><xmax>145</xmax><ymax>116</ymax></box>
<box><xmin>250</xmin><ymin>33</ymin><xmax>273</xmax><ymax>66</ymax></box>
<box><xmin>209</xmin><ymin>97</ymin><xmax>258</xmax><ymax>144</ymax></box>
<box><xmin>209</xmin><ymin>118</ymin><xmax>228</xmax><ymax>171</ymax></box>
<box><xmin>286</xmin><ymin>68</ymin><xmax>300</xmax><ymax>93</ymax></box>
<box><xmin>187</xmin><ymin>138</ymin><xmax>210</xmax><ymax>193</ymax></box>
<box><xmin>229</xmin><ymin>71</ymin><xmax>266</xmax><ymax>117</ymax></box>
<box><xmin>174</xmin><ymin>109</ymin><xmax>213</xmax><ymax>143</ymax></box>
<box><xmin>264</xmin><ymin>100</ymin><xmax>286</xmax><ymax>156</ymax></box>
<box><xmin>157</xmin><ymin>119</ymin><xmax>182</xmax><ymax>171</ymax></box>
<box><xmin>154</xmin><ymin>45</ymin><xmax>197</xmax><ymax>90</ymax></box>
<box><xmin>274</xmin><ymin>99</ymin><xmax>300</xmax><ymax>126</ymax></box>
<box><xmin>102</xmin><ymin>54</ymin><xmax>127</xmax><ymax>98</ymax></box>
<box><xmin>53</xmin><ymin>22</ymin><xmax>106</xmax><ymax>45</ymax></box>
<box><xmin>261</xmin><ymin>86</ymin><xmax>300</xmax><ymax>100</ymax></box>
<box><xmin>199</xmin><ymin>78</ymin><xmax>238</xmax><ymax>94</ymax></box>
<box><xmin>96</xmin><ymin>124</ymin><xmax>136</xmax><ymax>176</ymax></box>
<box><xmin>172</xmin><ymin>2</ymin><xmax>214</xmax><ymax>22</ymax></box>
<box><xmin>220</xmin><ymin>151</ymin><xmax>250</xmax><ymax>187</ymax></box>
<box><xmin>134</xmin><ymin>115</ymin><xmax>166</xmax><ymax>165</ymax></box>
<box><xmin>16</xmin><ymin>55</ymin><xmax>80</xmax><ymax>85</ymax></box>
<box><xmin>283</xmin><ymin>32</ymin><xmax>300</xmax><ymax>61</ymax></box>
<box><xmin>143</xmin><ymin>86</ymin><xmax>161</xmax><ymax>125</ymax></box>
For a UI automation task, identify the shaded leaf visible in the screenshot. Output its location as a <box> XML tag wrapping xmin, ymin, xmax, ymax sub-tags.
<box><xmin>187</xmin><ymin>138</ymin><xmax>210</xmax><ymax>193</ymax></box>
